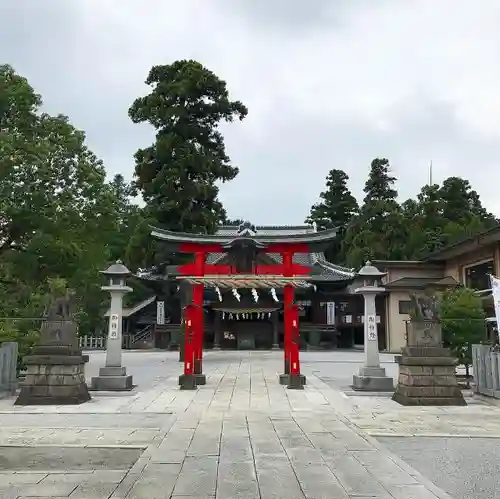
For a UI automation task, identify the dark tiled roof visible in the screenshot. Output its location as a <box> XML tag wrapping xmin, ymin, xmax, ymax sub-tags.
<box><xmin>385</xmin><ymin>276</ymin><xmax>459</xmax><ymax>289</ymax></box>
<box><xmin>207</xmin><ymin>225</ymin><xmax>354</xmax><ymax>282</ymax></box>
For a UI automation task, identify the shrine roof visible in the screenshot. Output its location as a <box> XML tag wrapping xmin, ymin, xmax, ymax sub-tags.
<box><xmin>144</xmin><ymin>223</ymin><xmax>355</xmax><ymax>283</ymax></box>
<box><xmin>205</xmin><ymin>224</ymin><xmax>354</xmax><ymax>282</ymax></box>
<box><xmin>150</xmin><ymin>223</ymin><xmax>339</xmax><ymax>248</ymax></box>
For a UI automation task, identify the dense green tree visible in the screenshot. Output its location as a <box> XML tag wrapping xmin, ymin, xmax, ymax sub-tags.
<box><xmin>306</xmin><ymin>169</ymin><xmax>358</xmax><ymax>231</ymax></box>
<box><xmin>439</xmin><ymin>287</ymin><xmax>486</xmax><ymax>383</ymax></box>
<box><xmin>129</xmin><ymin>60</ymin><xmax>248</xmax><ymax>235</ymax></box>
<box><xmin>400</xmin><ymin>177</ymin><xmax>496</xmax><ymax>258</ymax></box>
<box><xmin>0</xmin><ymin>65</ymin><xmax>135</xmax><ymax>339</ymax></box>
<box><xmin>343</xmin><ymin>158</ymin><xmax>407</xmax><ymax>268</ymax></box>
<box><xmin>305</xmin><ymin>169</ymin><xmax>358</xmax><ymax>262</ymax></box>
<box><xmin>402</xmin><ymin>184</ymin><xmax>445</xmax><ymax>258</ymax></box>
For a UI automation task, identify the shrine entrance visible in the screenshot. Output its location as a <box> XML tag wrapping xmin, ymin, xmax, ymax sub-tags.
<box><xmin>215</xmin><ymin>308</ymin><xmax>277</xmax><ymax>350</ymax></box>
<box><xmin>149</xmin><ymin>221</ymin><xmax>341</xmax><ymax>391</ymax></box>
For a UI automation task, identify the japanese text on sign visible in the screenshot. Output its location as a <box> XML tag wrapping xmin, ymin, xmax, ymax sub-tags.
<box><xmin>326</xmin><ymin>302</ymin><xmax>335</xmax><ymax>325</ymax></box>
<box><xmin>366</xmin><ymin>314</ymin><xmax>377</xmax><ymax>341</ymax></box>
<box><xmin>157</xmin><ymin>301</ymin><xmax>165</xmax><ymax>325</ymax></box>
<box><xmin>109</xmin><ymin>313</ymin><xmax>119</xmax><ymax>339</ymax></box>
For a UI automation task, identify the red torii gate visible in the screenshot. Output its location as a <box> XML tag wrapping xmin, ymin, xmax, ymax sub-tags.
<box><xmin>149</xmin><ymin>223</ymin><xmax>340</xmax><ymax>391</ymax></box>
<box><xmin>174</xmin><ymin>242</ymin><xmax>310</xmax><ymax>390</ymax></box>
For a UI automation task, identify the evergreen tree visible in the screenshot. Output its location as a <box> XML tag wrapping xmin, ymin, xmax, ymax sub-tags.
<box><xmin>129</xmin><ymin>60</ymin><xmax>248</xmax><ymax>236</ymax></box>
<box><xmin>305</xmin><ymin>169</ymin><xmax>358</xmax><ymax>262</ymax></box>
<box><xmin>343</xmin><ymin>158</ymin><xmax>406</xmax><ymax>267</ymax></box>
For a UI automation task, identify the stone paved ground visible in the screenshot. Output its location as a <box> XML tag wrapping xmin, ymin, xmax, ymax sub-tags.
<box><xmin>0</xmin><ymin>350</ymin><xmax>498</xmax><ymax>498</ymax></box>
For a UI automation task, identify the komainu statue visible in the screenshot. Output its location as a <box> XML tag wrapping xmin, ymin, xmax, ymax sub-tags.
<box><xmin>408</xmin><ymin>292</ymin><xmax>440</xmax><ymax>321</ymax></box>
<box><xmin>44</xmin><ymin>289</ymin><xmax>76</xmax><ymax>321</ymax></box>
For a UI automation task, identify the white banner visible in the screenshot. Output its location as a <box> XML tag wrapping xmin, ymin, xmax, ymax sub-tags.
<box><xmin>490</xmin><ymin>275</ymin><xmax>500</xmax><ymax>341</ymax></box>
<box><xmin>156</xmin><ymin>301</ymin><xmax>165</xmax><ymax>325</ymax></box>
<box><xmin>326</xmin><ymin>302</ymin><xmax>335</xmax><ymax>325</ymax></box>
<box><xmin>366</xmin><ymin>314</ymin><xmax>377</xmax><ymax>341</ymax></box>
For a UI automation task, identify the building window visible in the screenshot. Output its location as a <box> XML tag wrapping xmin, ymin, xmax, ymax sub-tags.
<box><xmin>464</xmin><ymin>260</ymin><xmax>495</xmax><ymax>290</ymax></box>
<box><xmin>398</xmin><ymin>300</ymin><xmax>412</xmax><ymax>315</ymax></box>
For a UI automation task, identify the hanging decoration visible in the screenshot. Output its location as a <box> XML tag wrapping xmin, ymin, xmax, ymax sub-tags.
<box><xmin>251</xmin><ymin>288</ymin><xmax>259</xmax><ymax>303</ymax></box>
<box><xmin>270</xmin><ymin>288</ymin><xmax>278</xmax><ymax>302</ymax></box>
<box><xmin>232</xmin><ymin>288</ymin><xmax>241</xmax><ymax>302</ymax></box>
<box><xmin>215</xmin><ymin>286</ymin><xmax>222</xmax><ymax>302</ymax></box>
<box><xmin>222</xmin><ymin>311</ymin><xmax>225</xmax><ymax>320</ymax></box>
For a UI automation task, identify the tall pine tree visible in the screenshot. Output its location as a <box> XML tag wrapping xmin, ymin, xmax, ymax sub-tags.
<box><xmin>129</xmin><ymin>60</ymin><xmax>248</xmax><ymax>236</ymax></box>
<box><xmin>305</xmin><ymin>169</ymin><xmax>358</xmax><ymax>262</ymax></box>
<box><xmin>343</xmin><ymin>158</ymin><xmax>406</xmax><ymax>268</ymax></box>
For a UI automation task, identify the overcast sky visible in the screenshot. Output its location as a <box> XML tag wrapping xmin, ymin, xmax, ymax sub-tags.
<box><xmin>1</xmin><ymin>0</ymin><xmax>500</xmax><ymax>224</ymax></box>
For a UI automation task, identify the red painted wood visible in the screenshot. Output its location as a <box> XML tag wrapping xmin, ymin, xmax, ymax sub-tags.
<box><xmin>177</xmin><ymin>263</ymin><xmax>311</xmax><ymax>276</ymax></box>
<box><xmin>289</xmin><ymin>305</ymin><xmax>301</xmax><ymax>376</ymax></box>
<box><xmin>282</xmin><ymin>252</ymin><xmax>293</xmax><ymax>277</ymax></box>
<box><xmin>283</xmin><ymin>285</ymin><xmax>294</xmax><ymax>368</ymax></box>
<box><xmin>183</xmin><ymin>305</ymin><xmax>196</xmax><ymax>375</ymax></box>
<box><xmin>193</xmin><ymin>284</ymin><xmax>204</xmax><ymax>366</ymax></box>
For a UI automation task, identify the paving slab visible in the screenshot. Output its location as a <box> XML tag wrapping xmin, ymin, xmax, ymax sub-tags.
<box><xmin>0</xmin><ymin>350</ymin><xmax>489</xmax><ymax>498</ymax></box>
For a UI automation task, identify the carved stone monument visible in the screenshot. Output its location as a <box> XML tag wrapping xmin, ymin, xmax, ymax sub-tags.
<box><xmin>392</xmin><ymin>293</ymin><xmax>466</xmax><ymax>406</ymax></box>
<box><xmin>15</xmin><ymin>291</ymin><xmax>91</xmax><ymax>405</ymax></box>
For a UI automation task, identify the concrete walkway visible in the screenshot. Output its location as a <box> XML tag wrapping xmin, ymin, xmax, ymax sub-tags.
<box><xmin>0</xmin><ymin>350</ymin><xmax>483</xmax><ymax>498</ymax></box>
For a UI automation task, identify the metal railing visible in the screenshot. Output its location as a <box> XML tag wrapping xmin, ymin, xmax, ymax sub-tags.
<box><xmin>0</xmin><ymin>342</ymin><xmax>18</xmax><ymax>396</ymax></box>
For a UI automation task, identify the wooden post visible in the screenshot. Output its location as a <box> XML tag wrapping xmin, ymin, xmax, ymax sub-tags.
<box><xmin>288</xmin><ymin>304</ymin><xmax>304</xmax><ymax>389</ymax></box>
<box><xmin>179</xmin><ymin>305</ymin><xmax>197</xmax><ymax>389</ymax></box>
<box><xmin>193</xmin><ymin>251</ymin><xmax>207</xmax><ymax>385</ymax></box>
<box><xmin>283</xmin><ymin>285</ymin><xmax>294</xmax><ymax>374</ymax></box>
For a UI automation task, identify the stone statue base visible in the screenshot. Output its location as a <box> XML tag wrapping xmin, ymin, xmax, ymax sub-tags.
<box><xmin>15</xmin><ymin>321</ymin><xmax>90</xmax><ymax>405</ymax></box>
<box><xmin>392</xmin><ymin>346</ymin><xmax>466</xmax><ymax>406</ymax></box>
<box><xmin>392</xmin><ymin>321</ymin><xmax>466</xmax><ymax>406</ymax></box>
<box><xmin>91</xmin><ymin>366</ymin><xmax>133</xmax><ymax>391</ymax></box>
<box><xmin>352</xmin><ymin>366</ymin><xmax>394</xmax><ymax>392</ymax></box>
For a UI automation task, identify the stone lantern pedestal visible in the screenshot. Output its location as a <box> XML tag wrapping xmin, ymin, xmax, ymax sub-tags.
<box><xmin>352</xmin><ymin>262</ymin><xmax>394</xmax><ymax>392</ymax></box>
<box><xmin>91</xmin><ymin>261</ymin><xmax>134</xmax><ymax>391</ymax></box>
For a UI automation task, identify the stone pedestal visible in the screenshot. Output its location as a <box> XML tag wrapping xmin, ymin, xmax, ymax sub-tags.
<box><xmin>15</xmin><ymin>321</ymin><xmax>90</xmax><ymax>405</ymax></box>
<box><xmin>353</xmin><ymin>366</ymin><xmax>394</xmax><ymax>392</ymax></box>
<box><xmin>392</xmin><ymin>321</ymin><xmax>466</xmax><ymax>406</ymax></box>
<box><xmin>91</xmin><ymin>366</ymin><xmax>133</xmax><ymax>391</ymax></box>
<box><xmin>287</xmin><ymin>373</ymin><xmax>306</xmax><ymax>390</ymax></box>
<box><xmin>178</xmin><ymin>373</ymin><xmax>197</xmax><ymax>390</ymax></box>
<box><xmin>193</xmin><ymin>360</ymin><xmax>206</xmax><ymax>385</ymax></box>
<box><xmin>279</xmin><ymin>373</ymin><xmax>306</xmax><ymax>386</ymax></box>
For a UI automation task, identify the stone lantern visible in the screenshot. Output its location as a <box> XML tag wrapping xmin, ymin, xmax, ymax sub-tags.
<box><xmin>91</xmin><ymin>261</ymin><xmax>134</xmax><ymax>391</ymax></box>
<box><xmin>352</xmin><ymin>261</ymin><xmax>394</xmax><ymax>392</ymax></box>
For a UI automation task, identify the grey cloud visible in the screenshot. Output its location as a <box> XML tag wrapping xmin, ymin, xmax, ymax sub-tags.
<box><xmin>216</xmin><ymin>0</ymin><xmax>386</xmax><ymax>32</ymax></box>
<box><xmin>219</xmin><ymin>97</ymin><xmax>500</xmax><ymax>224</ymax></box>
<box><xmin>1</xmin><ymin>0</ymin><xmax>499</xmax><ymax>225</ymax></box>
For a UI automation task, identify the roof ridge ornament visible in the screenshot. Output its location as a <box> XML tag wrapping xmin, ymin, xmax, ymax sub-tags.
<box><xmin>237</xmin><ymin>221</ymin><xmax>257</xmax><ymax>237</ymax></box>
